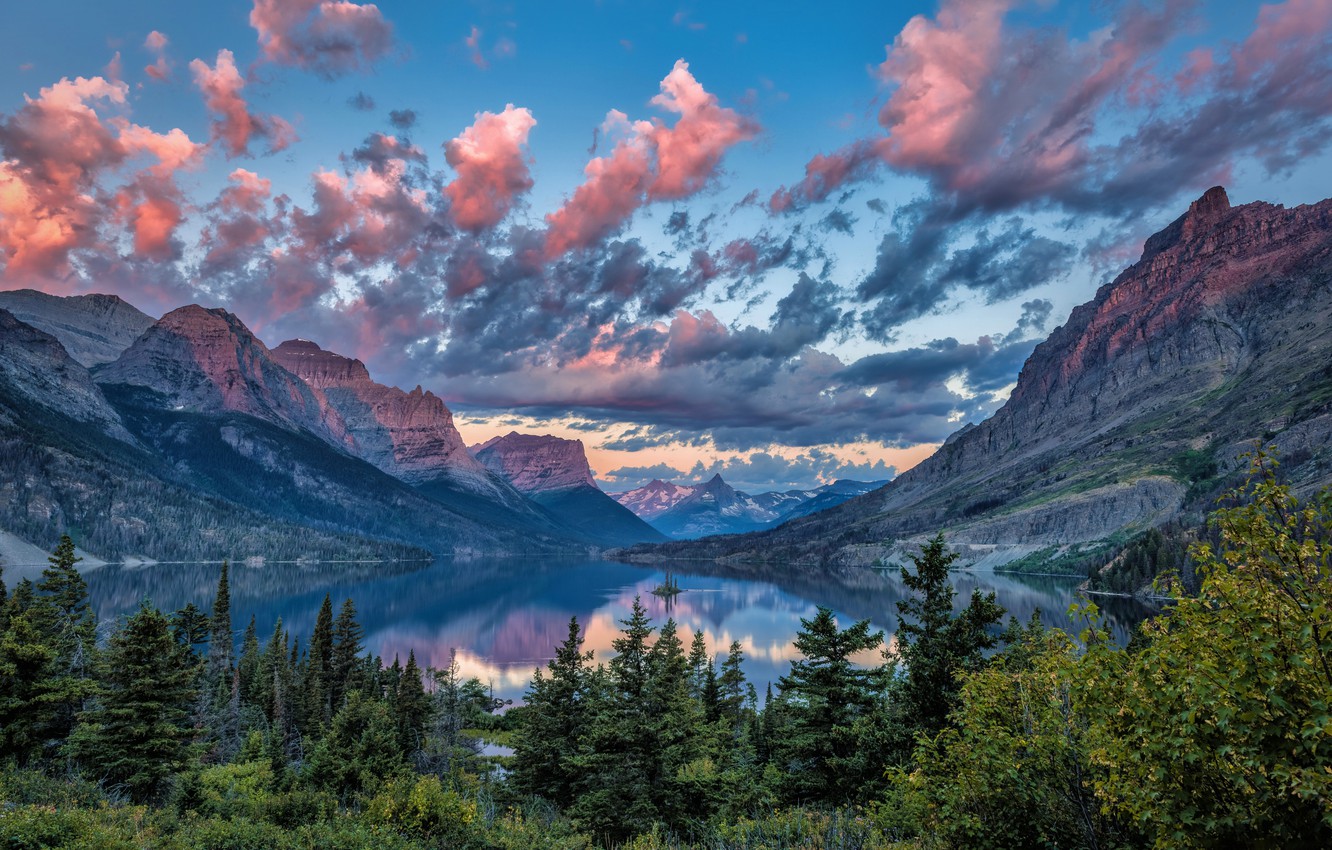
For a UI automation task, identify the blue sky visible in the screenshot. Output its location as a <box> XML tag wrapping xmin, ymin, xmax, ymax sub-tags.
<box><xmin>2</xmin><ymin>0</ymin><xmax>1330</xmax><ymax>493</ymax></box>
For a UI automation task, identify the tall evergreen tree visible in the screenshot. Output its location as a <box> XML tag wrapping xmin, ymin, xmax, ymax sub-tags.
<box><xmin>511</xmin><ymin>617</ymin><xmax>593</xmax><ymax>808</ymax></box>
<box><xmin>718</xmin><ymin>640</ymin><xmax>748</xmax><ymax>730</ymax></box>
<box><xmin>394</xmin><ymin>649</ymin><xmax>430</xmax><ymax>754</ymax></box>
<box><xmin>330</xmin><ymin>598</ymin><xmax>365</xmax><ymax>710</ymax></box>
<box><xmin>773</xmin><ymin>607</ymin><xmax>884</xmax><ymax>803</ymax></box>
<box><xmin>33</xmin><ymin>534</ymin><xmax>98</xmax><ymax>749</ymax></box>
<box><xmin>67</xmin><ymin>603</ymin><xmax>197</xmax><ymax>802</ymax></box>
<box><xmin>896</xmin><ymin>533</ymin><xmax>1005</xmax><ymax>739</ymax></box>
<box><xmin>171</xmin><ymin>603</ymin><xmax>210</xmax><ymax>651</ymax></box>
<box><xmin>305</xmin><ymin>594</ymin><xmax>334</xmax><ymax>728</ymax></box>
<box><xmin>0</xmin><ymin>603</ymin><xmax>56</xmax><ymax>764</ymax></box>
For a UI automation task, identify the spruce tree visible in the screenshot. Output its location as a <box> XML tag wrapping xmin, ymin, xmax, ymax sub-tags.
<box><xmin>67</xmin><ymin>603</ymin><xmax>197</xmax><ymax>802</ymax></box>
<box><xmin>896</xmin><ymin>533</ymin><xmax>1005</xmax><ymax>738</ymax></box>
<box><xmin>33</xmin><ymin>534</ymin><xmax>98</xmax><ymax>752</ymax></box>
<box><xmin>718</xmin><ymin>640</ymin><xmax>748</xmax><ymax>730</ymax></box>
<box><xmin>305</xmin><ymin>594</ymin><xmax>334</xmax><ymax>728</ymax></box>
<box><xmin>394</xmin><ymin>650</ymin><xmax>430</xmax><ymax>754</ymax></box>
<box><xmin>774</xmin><ymin>607</ymin><xmax>884</xmax><ymax>803</ymax></box>
<box><xmin>0</xmin><ymin>603</ymin><xmax>56</xmax><ymax>764</ymax></box>
<box><xmin>330</xmin><ymin>598</ymin><xmax>364</xmax><ymax>710</ymax></box>
<box><xmin>511</xmin><ymin>617</ymin><xmax>592</xmax><ymax>807</ymax></box>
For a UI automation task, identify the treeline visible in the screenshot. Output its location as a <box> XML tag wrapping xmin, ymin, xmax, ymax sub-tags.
<box><xmin>1</xmin><ymin>452</ymin><xmax>1330</xmax><ymax>848</ymax></box>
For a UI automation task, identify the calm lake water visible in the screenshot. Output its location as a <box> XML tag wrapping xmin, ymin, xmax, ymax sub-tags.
<box><xmin>72</xmin><ymin>557</ymin><xmax>1152</xmax><ymax>703</ymax></box>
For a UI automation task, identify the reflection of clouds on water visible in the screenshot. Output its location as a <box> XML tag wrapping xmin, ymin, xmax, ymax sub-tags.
<box><xmin>84</xmin><ymin>557</ymin><xmax>1154</xmax><ymax>703</ymax></box>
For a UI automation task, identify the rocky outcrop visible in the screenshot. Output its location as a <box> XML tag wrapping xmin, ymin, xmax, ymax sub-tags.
<box><xmin>0</xmin><ymin>289</ymin><xmax>154</xmax><ymax>367</ymax></box>
<box><xmin>473</xmin><ymin>432</ymin><xmax>666</xmax><ymax>546</ymax></box>
<box><xmin>96</xmin><ymin>306</ymin><xmax>351</xmax><ymax>447</ymax></box>
<box><xmin>0</xmin><ymin>309</ymin><xmax>132</xmax><ymax>442</ymax></box>
<box><xmin>472</xmin><ymin>433</ymin><xmax>598</xmax><ymax>493</ymax></box>
<box><xmin>271</xmin><ymin>339</ymin><xmax>505</xmax><ymax>498</ymax></box>
<box><xmin>621</xmin><ymin>188</ymin><xmax>1332</xmax><ymax>565</ymax></box>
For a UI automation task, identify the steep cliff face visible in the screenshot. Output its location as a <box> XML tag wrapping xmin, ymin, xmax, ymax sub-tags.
<box><xmin>622</xmin><ymin>188</ymin><xmax>1332</xmax><ymax>566</ymax></box>
<box><xmin>473</xmin><ymin>432</ymin><xmax>667</xmax><ymax>546</ymax></box>
<box><xmin>96</xmin><ymin>306</ymin><xmax>350</xmax><ymax>447</ymax></box>
<box><xmin>472</xmin><ymin>432</ymin><xmax>598</xmax><ymax>493</ymax></box>
<box><xmin>0</xmin><ymin>309</ymin><xmax>132</xmax><ymax>442</ymax></box>
<box><xmin>0</xmin><ymin>289</ymin><xmax>154</xmax><ymax>367</ymax></box>
<box><xmin>271</xmin><ymin>339</ymin><xmax>503</xmax><ymax>497</ymax></box>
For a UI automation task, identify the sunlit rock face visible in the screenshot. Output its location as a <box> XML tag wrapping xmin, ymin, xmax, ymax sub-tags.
<box><xmin>271</xmin><ymin>339</ymin><xmax>505</xmax><ymax>498</ymax></box>
<box><xmin>0</xmin><ymin>289</ymin><xmax>154</xmax><ymax>367</ymax></box>
<box><xmin>472</xmin><ymin>432</ymin><xmax>598</xmax><ymax>494</ymax></box>
<box><xmin>472</xmin><ymin>432</ymin><xmax>667</xmax><ymax>546</ymax></box>
<box><xmin>97</xmin><ymin>305</ymin><xmax>351</xmax><ymax>447</ymax></box>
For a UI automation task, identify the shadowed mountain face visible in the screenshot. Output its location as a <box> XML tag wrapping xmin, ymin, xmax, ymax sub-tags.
<box><xmin>620</xmin><ymin>188</ymin><xmax>1332</xmax><ymax>567</ymax></box>
<box><xmin>0</xmin><ymin>289</ymin><xmax>154</xmax><ymax>367</ymax></box>
<box><xmin>473</xmin><ymin>432</ymin><xmax>668</xmax><ymax>547</ymax></box>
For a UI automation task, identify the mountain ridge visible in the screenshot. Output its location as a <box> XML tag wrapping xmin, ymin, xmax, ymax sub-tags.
<box><xmin>616</xmin><ymin>188</ymin><xmax>1332</xmax><ymax>568</ymax></box>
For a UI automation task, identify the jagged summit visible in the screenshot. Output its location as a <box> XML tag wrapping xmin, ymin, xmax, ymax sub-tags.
<box><xmin>97</xmin><ymin>305</ymin><xmax>351</xmax><ymax>445</ymax></box>
<box><xmin>271</xmin><ymin>337</ymin><xmax>502</xmax><ymax>494</ymax></box>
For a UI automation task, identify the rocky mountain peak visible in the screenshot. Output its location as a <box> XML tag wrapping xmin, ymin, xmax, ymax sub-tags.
<box><xmin>97</xmin><ymin>305</ymin><xmax>351</xmax><ymax>445</ymax></box>
<box><xmin>472</xmin><ymin>432</ymin><xmax>598</xmax><ymax>494</ymax></box>
<box><xmin>0</xmin><ymin>308</ymin><xmax>132</xmax><ymax>442</ymax></box>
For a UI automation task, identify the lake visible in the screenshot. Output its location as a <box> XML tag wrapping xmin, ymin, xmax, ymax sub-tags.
<box><xmin>73</xmin><ymin>557</ymin><xmax>1153</xmax><ymax>703</ymax></box>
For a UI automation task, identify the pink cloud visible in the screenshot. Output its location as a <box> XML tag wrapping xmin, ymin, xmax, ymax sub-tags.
<box><xmin>190</xmin><ymin>49</ymin><xmax>297</xmax><ymax>157</ymax></box>
<box><xmin>0</xmin><ymin>76</ymin><xmax>127</xmax><ymax>279</ymax></box>
<box><xmin>466</xmin><ymin>25</ymin><xmax>487</xmax><ymax>69</ymax></box>
<box><xmin>143</xmin><ymin>30</ymin><xmax>171</xmax><ymax>81</ymax></box>
<box><xmin>444</xmin><ymin>104</ymin><xmax>536</xmax><ymax>232</ymax></box>
<box><xmin>769</xmin><ymin>138</ymin><xmax>886</xmax><ymax>212</ymax></box>
<box><xmin>645</xmin><ymin>59</ymin><xmax>759</xmax><ymax>200</ymax></box>
<box><xmin>250</xmin><ymin>0</ymin><xmax>393</xmax><ymax>78</ymax></box>
<box><xmin>545</xmin><ymin>60</ymin><xmax>756</xmax><ymax>257</ymax></box>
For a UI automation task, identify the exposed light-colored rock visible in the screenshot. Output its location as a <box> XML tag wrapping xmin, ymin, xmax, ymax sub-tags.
<box><xmin>0</xmin><ymin>309</ymin><xmax>133</xmax><ymax>442</ymax></box>
<box><xmin>271</xmin><ymin>339</ymin><xmax>500</xmax><ymax>495</ymax></box>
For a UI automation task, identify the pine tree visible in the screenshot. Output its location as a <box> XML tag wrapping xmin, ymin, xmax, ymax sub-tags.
<box><xmin>394</xmin><ymin>650</ymin><xmax>430</xmax><ymax>754</ymax></box>
<box><xmin>646</xmin><ymin>618</ymin><xmax>704</xmax><ymax>826</ymax></box>
<box><xmin>0</xmin><ymin>603</ymin><xmax>56</xmax><ymax>764</ymax></box>
<box><xmin>511</xmin><ymin>617</ymin><xmax>593</xmax><ymax>807</ymax></box>
<box><xmin>67</xmin><ymin>602</ymin><xmax>197</xmax><ymax>802</ymax></box>
<box><xmin>305</xmin><ymin>594</ymin><xmax>334</xmax><ymax>728</ymax></box>
<box><xmin>171</xmin><ymin>603</ymin><xmax>210</xmax><ymax>651</ymax></box>
<box><xmin>330</xmin><ymin>598</ymin><xmax>364</xmax><ymax>710</ymax></box>
<box><xmin>718</xmin><ymin>640</ymin><xmax>748</xmax><ymax>730</ymax></box>
<box><xmin>773</xmin><ymin>607</ymin><xmax>884</xmax><ymax>803</ymax></box>
<box><xmin>32</xmin><ymin>534</ymin><xmax>98</xmax><ymax>750</ymax></box>
<box><xmin>687</xmin><ymin>629</ymin><xmax>710</xmax><ymax>700</ymax></box>
<box><xmin>199</xmin><ymin>562</ymin><xmax>239</xmax><ymax>762</ymax></box>
<box><xmin>896</xmin><ymin>533</ymin><xmax>1005</xmax><ymax>739</ymax></box>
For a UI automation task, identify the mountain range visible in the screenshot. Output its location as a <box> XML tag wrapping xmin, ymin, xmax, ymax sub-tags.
<box><xmin>3</xmin><ymin>186</ymin><xmax>1330</xmax><ymax>576</ymax></box>
<box><xmin>618</xmin><ymin>188</ymin><xmax>1332</xmax><ymax>576</ymax></box>
<box><xmin>0</xmin><ymin>294</ymin><xmax>661</xmax><ymax>562</ymax></box>
<box><xmin>611</xmin><ymin>475</ymin><xmax>888</xmax><ymax>539</ymax></box>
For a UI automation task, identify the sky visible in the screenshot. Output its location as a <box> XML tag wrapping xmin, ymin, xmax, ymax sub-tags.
<box><xmin>1</xmin><ymin>0</ymin><xmax>1330</xmax><ymax>494</ymax></box>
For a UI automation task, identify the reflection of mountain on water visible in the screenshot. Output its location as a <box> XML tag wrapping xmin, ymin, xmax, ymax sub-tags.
<box><xmin>85</xmin><ymin>557</ymin><xmax>1154</xmax><ymax>702</ymax></box>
